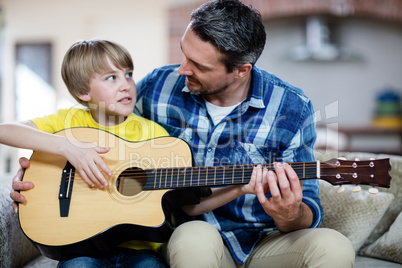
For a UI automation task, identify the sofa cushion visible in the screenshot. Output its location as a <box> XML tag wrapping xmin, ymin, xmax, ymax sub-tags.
<box><xmin>319</xmin><ymin>180</ymin><xmax>394</xmax><ymax>251</ymax></box>
<box><xmin>316</xmin><ymin>152</ymin><xmax>402</xmax><ymax>247</ymax></box>
<box><xmin>364</xmin><ymin>154</ymin><xmax>402</xmax><ymax>246</ymax></box>
<box><xmin>359</xmin><ymin>210</ymin><xmax>402</xmax><ymax>264</ymax></box>
<box><xmin>355</xmin><ymin>256</ymin><xmax>402</xmax><ymax>268</ymax></box>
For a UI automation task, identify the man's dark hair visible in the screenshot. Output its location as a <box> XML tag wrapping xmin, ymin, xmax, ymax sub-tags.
<box><xmin>190</xmin><ymin>0</ymin><xmax>266</xmax><ymax>72</ymax></box>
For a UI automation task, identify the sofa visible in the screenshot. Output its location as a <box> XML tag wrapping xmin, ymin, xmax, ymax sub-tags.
<box><xmin>1</xmin><ymin>151</ymin><xmax>401</xmax><ymax>267</ymax></box>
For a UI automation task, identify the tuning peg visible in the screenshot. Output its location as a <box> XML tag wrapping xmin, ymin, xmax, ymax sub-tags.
<box><xmin>337</xmin><ymin>186</ymin><xmax>345</xmax><ymax>194</ymax></box>
<box><xmin>337</xmin><ymin>157</ymin><xmax>347</xmax><ymax>160</ymax></box>
<box><xmin>352</xmin><ymin>185</ymin><xmax>362</xmax><ymax>193</ymax></box>
<box><xmin>370</xmin><ymin>158</ymin><xmax>376</xmax><ymax>160</ymax></box>
<box><xmin>354</xmin><ymin>158</ymin><xmax>360</xmax><ymax>161</ymax></box>
<box><xmin>368</xmin><ymin>187</ymin><xmax>379</xmax><ymax>195</ymax></box>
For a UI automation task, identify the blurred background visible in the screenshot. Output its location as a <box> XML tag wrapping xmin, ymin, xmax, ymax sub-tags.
<box><xmin>0</xmin><ymin>0</ymin><xmax>401</xmax><ymax>176</ymax></box>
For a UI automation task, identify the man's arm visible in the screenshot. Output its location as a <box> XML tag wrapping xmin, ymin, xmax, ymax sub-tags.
<box><xmin>264</xmin><ymin>99</ymin><xmax>319</xmax><ymax>232</ymax></box>
<box><xmin>181</xmin><ymin>165</ymin><xmax>269</xmax><ymax>216</ymax></box>
<box><xmin>182</xmin><ymin>162</ymin><xmax>313</xmax><ymax>233</ymax></box>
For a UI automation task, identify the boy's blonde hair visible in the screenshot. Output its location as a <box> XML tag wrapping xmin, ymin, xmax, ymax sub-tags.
<box><xmin>61</xmin><ymin>39</ymin><xmax>134</xmax><ymax>105</ymax></box>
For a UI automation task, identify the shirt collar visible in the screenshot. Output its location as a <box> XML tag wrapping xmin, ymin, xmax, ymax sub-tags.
<box><xmin>248</xmin><ymin>66</ymin><xmax>265</xmax><ymax>109</ymax></box>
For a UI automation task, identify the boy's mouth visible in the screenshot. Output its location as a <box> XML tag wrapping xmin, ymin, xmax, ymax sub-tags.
<box><xmin>118</xmin><ymin>97</ymin><xmax>132</xmax><ymax>103</ymax></box>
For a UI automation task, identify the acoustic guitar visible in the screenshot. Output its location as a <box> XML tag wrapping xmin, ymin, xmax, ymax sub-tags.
<box><xmin>18</xmin><ymin>127</ymin><xmax>392</xmax><ymax>260</ymax></box>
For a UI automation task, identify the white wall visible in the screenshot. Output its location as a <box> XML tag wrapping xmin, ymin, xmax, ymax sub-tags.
<box><xmin>1</xmin><ymin>1</ymin><xmax>401</xmax><ymax>175</ymax></box>
<box><xmin>258</xmin><ymin>17</ymin><xmax>402</xmax><ymax>126</ymax></box>
<box><xmin>0</xmin><ymin>0</ymin><xmax>169</xmax><ymax>174</ymax></box>
<box><xmin>1</xmin><ymin>0</ymin><xmax>168</xmax><ymax>113</ymax></box>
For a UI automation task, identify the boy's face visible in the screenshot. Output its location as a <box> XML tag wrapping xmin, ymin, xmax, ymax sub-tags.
<box><xmin>78</xmin><ymin>57</ymin><xmax>136</xmax><ymax>125</ymax></box>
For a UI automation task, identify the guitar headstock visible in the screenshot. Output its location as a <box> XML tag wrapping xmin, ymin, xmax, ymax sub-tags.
<box><xmin>320</xmin><ymin>158</ymin><xmax>392</xmax><ymax>188</ymax></box>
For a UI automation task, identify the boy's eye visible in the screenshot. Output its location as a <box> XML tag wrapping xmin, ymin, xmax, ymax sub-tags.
<box><xmin>126</xmin><ymin>72</ymin><xmax>133</xmax><ymax>78</ymax></box>
<box><xmin>107</xmin><ymin>75</ymin><xmax>116</xmax><ymax>81</ymax></box>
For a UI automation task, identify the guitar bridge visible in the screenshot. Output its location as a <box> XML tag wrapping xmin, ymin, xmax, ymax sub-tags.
<box><xmin>59</xmin><ymin>161</ymin><xmax>75</xmax><ymax>217</ymax></box>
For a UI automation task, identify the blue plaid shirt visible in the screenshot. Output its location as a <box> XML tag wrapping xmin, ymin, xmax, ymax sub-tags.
<box><xmin>136</xmin><ymin>64</ymin><xmax>323</xmax><ymax>264</ymax></box>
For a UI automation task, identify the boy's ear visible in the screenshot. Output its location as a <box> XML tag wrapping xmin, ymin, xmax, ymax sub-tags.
<box><xmin>234</xmin><ymin>63</ymin><xmax>252</xmax><ymax>78</ymax></box>
<box><xmin>77</xmin><ymin>93</ymin><xmax>91</xmax><ymax>102</ymax></box>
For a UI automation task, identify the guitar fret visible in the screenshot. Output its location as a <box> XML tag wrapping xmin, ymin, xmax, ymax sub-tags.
<box><xmin>197</xmin><ymin>167</ymin><xmax>200</xmax><ymax>186</ymax></box>
<box><xmin>232</xmin><ymin>165</ymin><xmax>235</xmax><ymax>184</ymax></box>
<box><xmin>205</xmin><ymin>167</ymin><xmax>208</xmax><ymax>186</ymax></box>
<box><xmin>174</xmin><ymin>168</ymin><xmax>178</xmax><ymax>187</ymax></box>
<box><xmin>190</xmin><ymin>167</ymin><xmax>193</xmax><ymax>187</ymax></box>
<box><xmin>222</xmin><ymin>167</ymin><xmax>225</xmax><ymax>185</ymax></box>
<box><xmin>154</xmin><ymin>169</ymin><xmax>158</xmax><ymax>189</ymax></box>
<box><xmin>183</xmin><ymin>168</ymin><xmax>187</xmax><ymax>187</ymax></box>
<box><xmin>178</xmin><ymin>168</ymin><xmax>181</xmax><ymax>187</ymax></box>
<box><xmin>158</xmin><ymin>168</ymin><xmax>163</xmax><ymax>189</ymax></box>
<box><xmin>161</xmin><ymin>169</ymin><xmax>164</xmax><ymax>188</ymax></box>
<box><xmin>242</xmin><ymin>165</ymin><xmax>245</xmax><ymax>183</ymax></box>
<box><xmin>170</xmin><ymin>168</ymin><xmax>174</xmax><ymax>187</ymax></box>
<box><xmin>214</xmin><ymin>167</ymin><xmax>216</xmax><ymax>185</ymax></box>
<box><xmin>163</xmin><ymin>168</ymin><xmax>167</xmax><ymax>188</ymax></box>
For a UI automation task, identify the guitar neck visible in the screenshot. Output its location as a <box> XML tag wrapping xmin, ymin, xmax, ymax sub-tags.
<box><xmin>143</xmin><ymin>161</ymin><xmax>319</xmax><ymax>190</ymax></box>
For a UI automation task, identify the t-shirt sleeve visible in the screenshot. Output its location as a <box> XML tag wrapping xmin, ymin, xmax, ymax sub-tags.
<box><xmin>31</xmin><ymin>109</ymin><xmax>70</xmax><ymax>134</ymax></box>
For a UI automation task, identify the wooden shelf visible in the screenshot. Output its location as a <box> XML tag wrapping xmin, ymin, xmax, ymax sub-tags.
<box><xmin>337</xmin><ymin>125</ymin><xmax>402</xmax><ymax>155</ymax></box>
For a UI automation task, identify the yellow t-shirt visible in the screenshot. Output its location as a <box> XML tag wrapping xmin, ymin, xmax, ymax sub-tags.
<box><xmin>32</xmin><ymin>108</ymin><xmax>168</xmax><ymax>142</ymax></box>
<box><xmin>32</xmin><ymin>108</ymin><xmax>169</xmax><ymax>252</ymax></box>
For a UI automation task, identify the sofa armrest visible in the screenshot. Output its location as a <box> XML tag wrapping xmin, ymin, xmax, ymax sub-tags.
<box><xmin>0</xmin><ymin>175</ymin><xmax>40</xmax><ymax>267</ymax></box>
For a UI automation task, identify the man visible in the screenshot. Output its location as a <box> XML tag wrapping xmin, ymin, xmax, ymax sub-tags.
<box><xmin>12</xmin><ymin>0</ymin><xmax>355</xmax><ymax>267</ymax></box>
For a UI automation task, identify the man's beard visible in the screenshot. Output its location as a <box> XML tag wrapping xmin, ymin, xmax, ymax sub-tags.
<box><xmin>186</xmin><ymin>76</ymin><xmax>229</xmax><ymax>97</ymax></box>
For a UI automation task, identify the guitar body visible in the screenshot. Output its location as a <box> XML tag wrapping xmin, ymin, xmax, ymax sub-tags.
<box><xmin>19</xmin><ymin>128</ymin><xmax>194</xmax><ymax>260</ymax></box>
<box><xmin>18</xmin><ymin>127</ymin><xmax>392</xmax><ymax>260</ymax></box>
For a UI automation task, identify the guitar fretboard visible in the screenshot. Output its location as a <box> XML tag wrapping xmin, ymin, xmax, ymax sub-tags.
<box><xmin>143</xmin><ymin>162</ymin><xmax>319</xmax><ymax>190</ymax></box>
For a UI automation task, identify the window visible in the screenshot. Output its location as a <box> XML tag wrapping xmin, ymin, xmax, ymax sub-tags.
<box><xmin>15</xmin><ymin>43</ymin><xmax>55</xmax><ymax>120</ymax></box>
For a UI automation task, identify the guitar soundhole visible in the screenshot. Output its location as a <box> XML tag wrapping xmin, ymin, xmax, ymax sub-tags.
<box><xmin>116</xmin><ymin>167</ymin><xmax>147</xmax><ymax>197</ymax></box>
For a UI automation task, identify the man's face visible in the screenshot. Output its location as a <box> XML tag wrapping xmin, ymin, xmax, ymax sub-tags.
<box><xmin>178</xmin><ymin>26</ymin><xmax>236</xmax><ymax>97</ymax></box>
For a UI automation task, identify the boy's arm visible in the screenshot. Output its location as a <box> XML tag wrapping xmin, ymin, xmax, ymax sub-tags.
<box><xmin>0</xmin><ymin>121</ymin><xmax>111</xmax><ymax>188</ymax></box>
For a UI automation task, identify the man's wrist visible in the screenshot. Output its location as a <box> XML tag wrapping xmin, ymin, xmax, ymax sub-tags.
<box><xmin>275</xmin><ymin>203</ymin><xmax>313</xmax><ymax>232</ymax></box>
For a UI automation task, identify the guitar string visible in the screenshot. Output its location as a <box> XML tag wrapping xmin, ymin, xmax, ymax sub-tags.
<box><xmin>67</xmin><ymin>164</ymin><xmax>377</xmax><ymax>191</ymax></box>
<box><xmin>68</xmin><ymin>163</ymin><xmax>374</xmax><ymax>179</ymax></box>
<box><xmin>68</xmin><ymin>161</ymin><xmax>372</xmax><ymax>174</ymax></box>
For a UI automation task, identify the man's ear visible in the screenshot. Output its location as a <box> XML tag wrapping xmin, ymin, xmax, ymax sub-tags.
<box><xmin>234</xmin><ymin>63</ymin><xmax>253</xmax><ymax>78</ymax></box>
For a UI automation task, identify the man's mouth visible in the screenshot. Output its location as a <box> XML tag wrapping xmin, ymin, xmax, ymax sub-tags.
<box><xmin>187</xmin><ymin>76</ymin><xmax>199</xmax><ymax>85</ymax></box>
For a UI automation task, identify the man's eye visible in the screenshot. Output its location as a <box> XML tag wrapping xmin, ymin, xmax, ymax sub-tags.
<box><xmin>195</xmin><ymin>64</ymin><xmax>207</xmax><ymax>72</ymax></box>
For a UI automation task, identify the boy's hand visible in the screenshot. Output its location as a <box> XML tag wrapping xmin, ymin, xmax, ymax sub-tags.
<box><xmin>63</xmin><ymin>139</ymin><xmax>112</xmax><ymax>188</ymax></box>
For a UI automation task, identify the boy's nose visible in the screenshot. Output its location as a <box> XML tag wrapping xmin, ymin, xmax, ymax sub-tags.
<box><xmin>120</xmin><ymin>79</ymin><xmax>131</xmax><ymax>91</ymax></box>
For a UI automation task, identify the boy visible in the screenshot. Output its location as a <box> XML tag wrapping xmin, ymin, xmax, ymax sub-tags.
<box><xmin>0</xmin><ymin>39</ymin><xmax>168</xmax><ymax>267</ymax></box>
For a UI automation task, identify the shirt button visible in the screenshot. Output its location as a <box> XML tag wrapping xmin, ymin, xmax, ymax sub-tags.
<box><xmin>207</xmin><ymin>147</ymin><xmax>212</xmax><ymax>152</ymax></box>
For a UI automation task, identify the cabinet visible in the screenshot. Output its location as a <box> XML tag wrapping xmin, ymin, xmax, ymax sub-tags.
<box><xmin>337</xmin><ymin>126</ymin><xmax>402</xmax><ymax>155</ymax></box>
